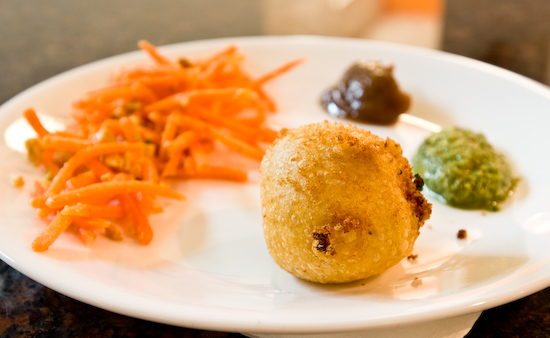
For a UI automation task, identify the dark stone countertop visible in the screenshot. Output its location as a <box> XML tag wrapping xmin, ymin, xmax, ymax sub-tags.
<box><xmin>2</xmin><ymin>1</ymin><xmax>550</xmax><ymax>337</ymax></box>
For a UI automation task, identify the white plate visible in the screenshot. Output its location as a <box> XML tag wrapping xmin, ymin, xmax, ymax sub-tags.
<box><xmin>1</xmin><ymin>36</ymin><xmax>550</xmax><ymax>334</ymax></box>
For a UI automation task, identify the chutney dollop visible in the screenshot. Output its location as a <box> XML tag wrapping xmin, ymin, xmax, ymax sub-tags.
<box><xmin>321</xmin><ymin>61</ymin><xmax>411</xmax><ymax>125</ymax></box>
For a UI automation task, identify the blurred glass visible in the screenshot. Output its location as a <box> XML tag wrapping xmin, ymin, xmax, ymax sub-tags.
<box><xmin>261</xmin><ymin>0</ymin><xmax>443</xmax><ymax>50</ymax></box>
<box><xmin>262</xmin><ymin>0</ymin><xmax>383</xmax><ymax>37</ymax></box>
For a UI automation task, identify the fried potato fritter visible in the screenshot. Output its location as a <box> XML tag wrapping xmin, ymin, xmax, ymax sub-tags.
<box><xmin>260</xmin><ymin>121</ymin><xmax>431</xmax><ymax>283</ymax></box>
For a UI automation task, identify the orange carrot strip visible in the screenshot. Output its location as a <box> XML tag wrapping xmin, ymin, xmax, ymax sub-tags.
<box><xmin>178</xmin><ymin>164</ymin><xmax>247</xmax><ymax>182</ymax></box>
<box><xmin>42</xmin><ymin>135</ymin><xmax>93</xmax><ymax>152</ymax></box>
<box><xmin>138</xmin><ymin>40</ymin><xmax>172</xmax><ymax>66</ymax></box>
<box><xmin>113</xmin><ymin>67</ymin><xmax>173</xmax><ymax>83</ymax></box>
<box><xmin>23</xmin><ymin>108</ymin><xmax>50</xmax><ymax>138</ymax></box>
<box><xmin>32</xmin><ymin>212</ymin><xmax>73</xmax><ymax>252</ymax></box>
<box><xmin>235</xmin><ymin>108</ymin><xmax>266</xmax><ymax>127</ymax></box>
<box><xmin>31</xmin><ymin>196</ymin><xmax>48</xmax><ymax>209</ymax></box>
<box><xmin>130</xmin><ymin>81</ymin><xmax>159</xmax><ymax>104</ymax></box>
<box><xmin>60</xmin><ymin>203</ymin><xmax>124</xmax><ymax>219</ymax></box>
<box><xmin>72</xmin><ymin>194</ymin><xmax>116</xmax><ymax>207</ymax></box>
<box><xmin>197</xmin><ymin>45</ymin><xmax>238</xmax><ymax>69</ymax></box>
<box><xmin>194</xmin><ymin>111</ymin><xmax>258</xmax><ymax>141</ymax></box>
<box><xmin>126</xmin><ymin>75</ymin><xmax>182</xmax><ymax>95</ymax></box>
<box><xmin>142</xmin><ymin>96</ymin><xmax>182</xmax><ymax>113</ymax></box>
<box><xmin>45</xmin><ymin>180</ymin><xmax>184</xmax><ymax>209</ymax></box>
<box><xmin>209</xmin><ymin>128</ymin><xmax>265</xmax><ymax>161</ymax></box>
<box><xmin>255</xmin><ymin>87</ymin><xmax>277</xmax><ymax>112</ymax></box>
<box><xmin>73</xmin><ymin>84</ymin><xmax>128</xmax><ymax>107</ymax></box>
<box><xmin>159</xmin><ymin>112</ymin><xmax>181</xmax><ymax>159</ymax></box>
<box><xmin>99</xmin><ymin>119</ymin><xmax>124</xmax><ymax>135</ymax></box>
<box><xmin>42</xmin><ymin>158</ymin><xmax>61</xmax><ymax>178</ymax></box>
<box><xmin>66</xmin><ymin>171</ymin><xmax>99</xmax><ymax>190</ymax></box>
<box><xmin>111</xmin><ymin>172</ymin><xmax>133</xmax><ymax>181</ymax></box>
<box><xmin>37</xmin><ymin>207</ymin><xmax>57</xmax><ymax>219</ymax></box>
<box><xmin>46</xmin><ymin>142</ymin><xmax>145</xmax><ymax>195</ymax></box>
<box><xmin>198</xmin><ymin>55</ymin><xmax>237</xmax><ymax>81</ymax></box>
<box><xmin>178</xmin><ymin>115</ymin><xmax>211</xmax><ymax>133</ymax></box>
<box><xmin>165</xmin><ymin>130</ymin><xmax>198</xmax><ymax>152</ymax></box>
<box><xmin>32</xmin><ymin>180</ymin><xmax>47</xmax><ymax>197</ymax></box>
<box><xmin>119</xmin><ymin>193</ymin><xmax>154</xmax><ymax>245</ymax></box>
<box><xmin>161</xmin><ymin>150</ymin><xmax>183</xmax><ymax>178</ymax></box>
<box><xmin>257</xmin><ymin>127</ymin><xmax>279</xmax><ymax>143</ymax></box>
<box><xmin>147</xmin><ymin>111</ymin><xmax>166</xmax><ymax>133</ymax></box>
<box><xmin>258</xmin><ymin>127</ymin><xmax>279</xmax><ymax>143</ymax></box>
<box><xmin>131</xmin><ymin>121</ymin><xmax>161</xmax><ymax>144</ymax></box>
<box><xmin>87</xmin><ymin>159</ymin><xmax>113</xmax><ymax>177</ymax></box>
<box><xmin>52</xmin><ymin>131</ymin><xmax>78</xmax><ymax>138</ymax></box>
<box><xmin>75</xmin><ymin>226</ymin><xmax>96</xmax><ymax>247</ymax></box>
<box><xmin>253</xmin><ymin>58</ymin><xmax>305</xmax><ymax>86</ymax></box>
<box><xmin>119</xmin><ymin>117</ymin><xmax>140</xmax><ymax>142</ymax></box>
<box><xmin>95</xmin><ymin>87</ymin><xmax>133</xmax><ymax>104</ymax></box>
<box><xmin>72</xmin><ymin>217</ymin><xmax>112</xmax><ymax>230</ymax></box>
<box><xmin>144</xmin><ymin>88</ymin><xmax>256</xmax><ymax>112</ymax></box>
<box><xmin>142</xmin><ymin>158</ymin><xmax>159</xmax><ymax>183</ymax></box>
<box><xmin>135</xmin><ymin>192</ymin><xmax>164</xmax><ymax>214</ymax></box>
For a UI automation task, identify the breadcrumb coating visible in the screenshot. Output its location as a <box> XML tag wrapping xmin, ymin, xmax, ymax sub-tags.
<box><xmin>260</xmin><ymin>121</ymin><xmax>431</xmax><ymax>283</ymax></box>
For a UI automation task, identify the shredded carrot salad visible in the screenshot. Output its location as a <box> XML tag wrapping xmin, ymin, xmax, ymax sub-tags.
<box><xmin>23</xmin><ymin>40</ymin><xmax>303</xmax><ymax>252</ymax></box>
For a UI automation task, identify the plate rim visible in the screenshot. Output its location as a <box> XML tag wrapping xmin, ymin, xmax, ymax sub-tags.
<box><xmin>2</xmin><ymin>35</ymin><xmax>550</xmax><ymax>334</ymax></box>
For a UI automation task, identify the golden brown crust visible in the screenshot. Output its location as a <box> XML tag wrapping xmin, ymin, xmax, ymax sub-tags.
<box><xmin>260</xmin><ymin>121</ymin><xmax>432</xmax><ymax>283</ymax></box>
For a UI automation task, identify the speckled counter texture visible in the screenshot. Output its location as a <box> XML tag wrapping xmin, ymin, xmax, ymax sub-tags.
<box><xmin>442</xmin><ymin>0</ymin><xmax>550</xmax><ymax>84</ymax></box>
<box><xmin>2</xmin><ymin>1</ymin><xmax>550</xmax><ymax>337</ymax></box>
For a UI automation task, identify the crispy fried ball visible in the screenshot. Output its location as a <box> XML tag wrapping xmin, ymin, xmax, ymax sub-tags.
<box><xmin>260</xmin><ymin>121</ymin><xmax>431</xmax><ymax>283</ymax></box>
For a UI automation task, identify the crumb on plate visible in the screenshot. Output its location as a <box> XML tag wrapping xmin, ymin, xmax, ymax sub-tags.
<box><xmin>407</xmin><ymin>254</ymin><xmax>418</xmax><ymax>262</ymax></box>
<box><xmin>411</xmin><ymin>277</ymin><xmax>422</xmax><ymax>287</ymax></box>
<box><xmin>457</xmin><ymin>229</ymin><xmax>467</xmax><ymax>239</ymax></box>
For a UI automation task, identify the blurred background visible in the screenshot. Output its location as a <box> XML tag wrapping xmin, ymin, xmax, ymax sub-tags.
<box><xmin>3</xmin><ymin>0</ymin><xmax>549</xmax><ymax>106</ymax></box>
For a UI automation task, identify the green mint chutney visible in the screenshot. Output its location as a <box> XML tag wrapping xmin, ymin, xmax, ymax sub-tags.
<box><xmin>411</xmin><ymin>127</ymin><xmax>518</xmax><ymax>211</ymax></box>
